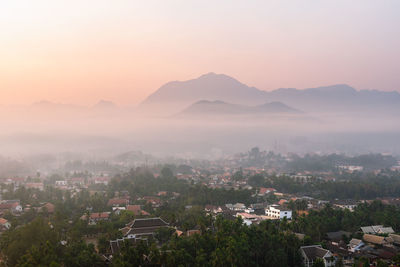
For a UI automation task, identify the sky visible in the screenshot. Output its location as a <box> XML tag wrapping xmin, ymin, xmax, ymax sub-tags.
<box><xmin>1</xmin><ymin>0</ymin><xmax>399</xmax><ymax>106</ymax></box>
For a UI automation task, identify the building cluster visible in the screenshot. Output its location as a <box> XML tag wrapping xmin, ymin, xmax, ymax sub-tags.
<box><xmin>299</xmin><ymin>225</ymin><xmax>400</xmax><ymax>266</ymax></box>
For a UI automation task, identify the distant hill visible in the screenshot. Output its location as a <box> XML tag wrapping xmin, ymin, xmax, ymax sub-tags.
<box><xmin>266</xmin><ymin>85</ymin><xmax>400</xmax><ymax>113</ymax></box>
<box><xmin>140</xmin><ymin>73</ymin><xmax>400</xmax><ymax>115</ymax></box>
<box><xmin>93</xmin><ymin>100</ymin><xmax>117</xmax><ymax>109</ymax></box>
<box><xmin>140</xmin><ymin>72</ymin><xmax>267</xmax><ymax>114</ymax></box>
<box><xmin>177</xmin><ymin>100</ymin><xmax>300</xmax><ymax>117</ymax></box>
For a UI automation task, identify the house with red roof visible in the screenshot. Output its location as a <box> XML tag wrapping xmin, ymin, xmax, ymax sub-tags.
<box><xmin>126</xmin><ymin>205</ymin><xmax>150</xmax><ymax>216</ymax></box>
<box><xmin>258</xmin><ymin>187</ymin><xmax>277</xmax><ymax>196</ymax></box>
<box><xmin>107</xmin><ymin>198</ymin><xmax>129</xmax><ymax>207</ymax></box>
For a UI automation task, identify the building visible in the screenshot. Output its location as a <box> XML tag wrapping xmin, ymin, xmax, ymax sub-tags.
<box><xmin>80</xmin><ymin>212</ymin><xmax>110</xmax><ymax>225</ymax></box>
<box><xmin>333</xmin><ymin>200</ymin><xmax>358</xmax><ymax>212</ymax></box>
<box><xmin>338</xmin><ymin>165</ymin><xmax>363</xmax><ymax>173</ymax></box>
<box><xmin>204</xmin><ymin>205</ymin><xmax>223</xmax><ymax>214</ymax></box>
<box><xmin>257</xmin><ymin>187</ymin><xmax>276</xmax><ymax>196</ymax></box>
<box><xmin>300</xmin><ymin>245</ymin><xmax>336</xmax><ymax>267</ymax></box>
<box><xmin>186</xmin><ymin>229</ymin><xmax>201</xmax><ymax>237</ymax></box>
<box><xmin>142</xmin><ymin>196</ymin><xmax>161</xmax><ymax>207</ymax></box>
<box><xmin>376</xmin><ymin>227</ymin><xmax>395</xmax><ymax>234</ymax></box>
<box><xmin>265</xmin><ymin>205</ymin><xmax>292</xmax><ymax>220</ymax></box>
<box><xmin>0</xmin><ymin>200</ymin><xmax>23</xmax><ymax>214</ymax></box>
<box><xmin>69</xmin><ymin>177</ymin><xmax>85</xmax><ymax>186</ymax></box>
<box><xmin>225</xmin><ymin>203</ymin><xmax>246</xmax><ymax>211</ymax></box>
<box><xmin>107</xmin><ymin>198</ymin><xmax>129</xmax><ymax>207</ymax></box>
<box><xmin>389</xmin><ymin>234</ymin><xmax>400</xmax><ymax>245</ymax></box>
<box><xmin>362</xmin><ymin>234</ymin><xmax>393</xmax><ymax>246</ymax></box>
<box><xmin>110</xmin><ymin>237</ymin><xmax>143</xmax><ymax>255</ymax></box>
<box><xmin>126</xmin><ymin>205</ymin><xmax>150</xmax><ymax>216</ymax></box>
<box><xmin>0</xmin><ymin>218</ymin><xmax>11</xmax><ymax>231</ymax></box>
<box><xmin>112</xmin><ymin>207</ymin><xmax>126</xmax><ymax>215</ymax></box>
<box><xmin>93</xmin><ymin>177</ymin><xmax>109</xmax><ymax>186</ymax></box>
<box><xmin>39</xmin><ymin>203</ymin><xmax>55</xmax><ymax>214</ymax></box>
<box><xmin>360</xmin><ymin>225</ymin><xmax>394</xmax><ymax>234</ymax></box>
<box><xmin>325</xmin><ymin>230</ymin><xmax>351</xmax><ymax>242</ymax></box>
<box><xmin>55</xmin><ymin>180</ymin><xmax>67</xmax><ymax>186</ymax></box>
<box><xmin>120</xmin><ymin>217</ymin><xmax>169</xmax><ymax>240</ymax></box>
<box><xmin>348</xmin><ymin>238</ymin><xmax>364</xmax><ymax>252</ymax></box>
<box><xmin>25</xmin><ymin>183</ymin><xmax>44</xmax><ymax>191</ymax></box>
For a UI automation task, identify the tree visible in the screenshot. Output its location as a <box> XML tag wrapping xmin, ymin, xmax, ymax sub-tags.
<box><xmin>0</xmin><ymin>217</ymin><xmax>59</xmax><ymax>266</ymax></box>
<box><xmin>233</xmin><ymin>168</ymin><xmax>244</xmax><ymax>181</ymax></box>
<box><xmin>248</xmin><ymin>174</ymin><xmax>265</xmax><ymax>187</ymax></box>
<box><xmin>161</xmin><ymin>167</ymin><xmax>173</xmax><ymax>179</ymax></box>
<box><xmin>155</xmin><ymin>227</ymin><xmax>175</xmax><ymax>244</ymax></box>
<box><xmin>17</xmin><ymin>242</ymin><xmax>60</xmax><ymax>267</ymax></box>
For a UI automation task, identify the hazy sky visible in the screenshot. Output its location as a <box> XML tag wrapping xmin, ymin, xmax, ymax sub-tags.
<box><xmin>1</xmin><ymin>0</ymin><xmax>399</xmax><ymax>106</ymax></box>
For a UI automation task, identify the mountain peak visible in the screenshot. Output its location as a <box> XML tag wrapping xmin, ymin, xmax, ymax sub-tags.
<box><xmin>197</xmin><ymin>72</ymin><xmax>239</xmax><ymax>83</ymax></box>
<box><xmin>140</xmin><ymin>73</ymin><xmax>266</xmax><ymax>114</ymax></box>
<box><xmin>199</xmin><ymin>72</ymin><xmax>218</xmax><ymax>78</ymax></box>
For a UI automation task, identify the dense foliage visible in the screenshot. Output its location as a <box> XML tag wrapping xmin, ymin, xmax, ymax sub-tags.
<box><xmin>112</xmin><ymin>217</ymin><xmax>302</xmax><ymax>267</ymax></box>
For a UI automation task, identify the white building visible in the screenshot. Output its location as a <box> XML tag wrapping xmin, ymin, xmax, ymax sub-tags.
<box><xmin>338</xmin><ymin>165</ymin><xmax>363</xmax><ymax>173</ymax></box>
<box><xmin>265</xmin><ymin>205</ymin><xmax>292</xmax><ymax>220</ymax></box>
<box><xmin>55</xmin><ymin>180</ymin><xmax>68</xmax><ymax>186</ymax></box>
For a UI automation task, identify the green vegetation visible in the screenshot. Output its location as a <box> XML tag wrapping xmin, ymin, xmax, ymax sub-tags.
<box><xmin>112</xmin><ymin>217</ymin><xmax>302</xmax><ymax>267</ymax></box>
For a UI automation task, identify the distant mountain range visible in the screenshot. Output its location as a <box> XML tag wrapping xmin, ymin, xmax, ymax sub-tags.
<box><xmin>140</xmin><ymin>72</ymin><xmax>400</xmax><ymax>115</ymax></box>
<box><xmin>177</xmin><ymin>100</ymin><xmax>300</xmax><ymax>117</ymax></box>
<box><xmin>16</xmin><ymin>73</ymin><xmax>400</xmax><ymax>117</ymax></box>
<box><xmin>29</xmin><ymin>100</ymin><xmax>118</xmax><ymax>112</ymax></box>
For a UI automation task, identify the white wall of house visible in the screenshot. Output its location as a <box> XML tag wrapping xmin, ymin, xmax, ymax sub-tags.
<box><xmin>265</xmin><ymin>206</ymin><xmax>292</xmax><ymax>220</ymax></box>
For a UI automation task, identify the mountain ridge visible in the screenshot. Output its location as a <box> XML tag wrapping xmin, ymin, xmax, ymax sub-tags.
<box><xmin>140</xmin><ymin>73</ymin><xmax>400</xmax><ymax>115</ymax></box>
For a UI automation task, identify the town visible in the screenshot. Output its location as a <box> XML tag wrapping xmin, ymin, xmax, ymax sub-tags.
<box><xmin>0</xmin><ymin>148</ymin><xmax>400</xmax><ymax>266</ymax></box>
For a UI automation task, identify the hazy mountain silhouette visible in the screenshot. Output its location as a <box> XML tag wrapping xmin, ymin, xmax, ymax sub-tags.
<box><xmin>177</xmin><ymin>100</ymin><xmax>300</xmax><ymax>117</ymax></box>
<box><xmin>140</xmin><ymin>73</ymin><xmax>400</xmax><ymax>115</ymax></box>
<box><xmin>266</xmin><ymin>85</ymin><xmax>400</xmax><ymax>113</ymax></box>
<box><xmin>140</xmin><ymin>72</ymin><xmax>267</xmax><ymax>114</ymax></box>
<box><xmin>92</xmin><ymin>100</ymin><xmax>118</xmax><ymax>110</ymax></box>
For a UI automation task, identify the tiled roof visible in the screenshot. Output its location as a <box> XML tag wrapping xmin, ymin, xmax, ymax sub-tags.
<box><xmin>389</xmin><ymin>233</ymin><xmax>400</xmax><ymax>244</ymax></box>
<box><xmin>361</xmin><ymin>225</ymin><xmax>383</xmax><ymax>234</ymax></box>
<box><xmin>107</xmin><ymin>198</ymin><xmax>128</xmax><ymax>206</ymax></box>
<box><xmin>126</xmin><ymin>205</ymin><xmax>150</xmax><ymax>216</ymax></box>
<box><xmin>377</xmin><ymin>227</ymin><xmax>394</xmax><ymax>234</ymax></box>
<box><xmin>300</xmin><ymin>245</ymin><xmax>329</xmax><ymax>261</ymax></box>
<box><xmin>349</xmin><ymin>238</ymin><xmax>363</xmax><ymax>247</ymax></box>
<box><xmin>363</xmin><ymin>234</ymin><xmax>388</xmax><ymax>245</ymax></box>
<box><xmin>127</xmin><ymin>217</ymin><xmax>168</xmax><ymax>228</ymax></box>
<box><xmin>326</xmin><ymin>230</ymin><xmax>351</xmax><ymax>241</ymax></box>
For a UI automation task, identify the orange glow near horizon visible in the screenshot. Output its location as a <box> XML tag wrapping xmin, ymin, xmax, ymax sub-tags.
<box><xmin>1</xmin><ymin>0</ymin><xmax>399</xmax><ymax>106</ymax></box>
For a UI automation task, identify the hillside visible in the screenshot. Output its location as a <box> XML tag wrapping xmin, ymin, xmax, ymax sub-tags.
<box><xmin>177</xmin><ymin>100</ymin><xmax>300</xmax><ymax>117</ymax></box>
